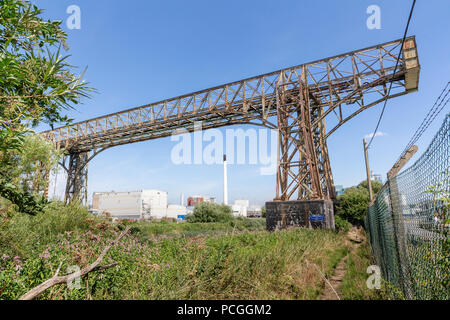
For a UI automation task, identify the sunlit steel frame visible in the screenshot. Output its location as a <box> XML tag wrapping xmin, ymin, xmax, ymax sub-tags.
<box><xmin>42</xmin><ymin>37</ymin><xmax>420</xmax><ymax>204</ymax></box>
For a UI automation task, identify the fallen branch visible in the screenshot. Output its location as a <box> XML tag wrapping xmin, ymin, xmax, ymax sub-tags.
<box><xmin>91</xmin><ymin>262</ymin><xmax>119</xmax><ymax>272</ymax></box>
<box><xmin>0</xmin><ymin>283</ymin><xmax>8</xmax><ymax>296</ymax></box>
<box><xmin>19</xmin><ymin>226</ymin><xmax>130</xmax><ymax>300</ymax></box>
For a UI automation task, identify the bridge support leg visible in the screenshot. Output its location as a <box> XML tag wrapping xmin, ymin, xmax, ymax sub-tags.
<box><xmin>269</xmin><ymin>68</ymin><xmax>336</xmax><ymax>230</ymax></box>
<box><xmin>64</xmin><ymin>152</ymin><xmax>89</xmax><ymax>205</ymax></box>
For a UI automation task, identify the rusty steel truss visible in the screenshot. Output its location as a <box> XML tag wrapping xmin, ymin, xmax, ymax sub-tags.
<box><xmin>42</xmin><ymin>36</ymin><xmax>420</xmax><ymax>204</ymax></box>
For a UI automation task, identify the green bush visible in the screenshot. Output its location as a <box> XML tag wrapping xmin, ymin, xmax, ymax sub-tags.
<box><xmin>336</xmin><ymin>180</ymin><xmax>383</xmax><ymax>225</ymax></box>
<box><xmin>0</xmin><ymin>225</ymin><xmax>348</xmax><ymax>300</ymax></box>
<box><xmin>358</xmin><ymin>180</ymin><xmax>382</xmax><ymax>195</ymax></box>
<box><xmin>336</xmin><ymin>187</ymin><xmax>368</xmax><ymax>225</ymax></box>
<box><xmin>334</xmin><ymin>215</ymin><xmax>352</xmax><ymax>232</ymax></box>
<box><xmin>0</xmin><ymin>0</ymin><xmax>92</xmax><ymax>215</ymax></box>
<box><xmin>186</xmin><ymin>202</ymin><xmax>233</xmax><ymax>223</ymax></box>
<box><xmin>0</xmin><ymin>200</ymin><xmax>99</xmax><ymax>257</ymax></box>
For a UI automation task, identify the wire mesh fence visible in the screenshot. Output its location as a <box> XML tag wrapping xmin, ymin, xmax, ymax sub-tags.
<box><xmin>366</xmin><ymin>113</ymin><xmax>449</xmax><ymax>300</ymax></box>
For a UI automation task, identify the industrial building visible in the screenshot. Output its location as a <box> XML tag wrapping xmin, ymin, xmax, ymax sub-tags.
<box><xmin>232</xmin><ymin>200</ymin><xmax>249</xmax><ymax>217</ymax></box>
<box><xmin>186</xmin><ymin>195</ymin><xmax>216</xmax><ymax>207</ymax></box>
<box><xmin>370</xmin><ymin>171</ymin><xmax>383</xmax><ymax>183</ymax></box>
<box><xmin>232</xmin><ymin>200</ymin><xmax>262</xmax><ymax>217</ymax></box>
<box><xmin>335</xmin><ymin>185</ymin><xmax>345</xmax><ymax>196</ymax></box>
<box><xmin>247</xmin><ymin>205</ymin><xmax>262</xmax><ymax>217</ymax></box>
<box><xmin>92</xmin><ymin>189</ymin><xmax>186</xmax><ymax>220</ymax></box>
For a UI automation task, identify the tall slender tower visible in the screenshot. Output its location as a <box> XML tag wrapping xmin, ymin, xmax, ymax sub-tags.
<box><xmin>223</xmin><ymin>154</ymin><xmax>228</xmax><ymax>205</ymax></box>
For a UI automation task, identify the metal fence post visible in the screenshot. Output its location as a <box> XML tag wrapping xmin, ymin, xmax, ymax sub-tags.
<box><xmin>386</xmin><ymin>145</ymin><xmax>418</xmax><ymax>299</ymax></box>
<box><xmin>365</xmin><ymin>115</ymin><xmax>449</xmax><ymax>300</ymax></box>
<box><xmin>388</xmin><ymin>175</ymin><xmax>414</xmax><ymax>299</ymax></box>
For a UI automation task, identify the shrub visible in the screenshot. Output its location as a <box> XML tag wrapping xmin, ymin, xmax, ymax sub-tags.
<box><xmin>187</xmin><ymin>202</ymin><xmax>233</xmax><ymax>223</ymax></box>
<box><xmin>358</xmin><ymin>180</ymin><xmax>383</xmax><ymax>196</ymax></box>
<box><xmin>334</xmin><ymin>215</ymin><xmax>352</xmax><ymax>233</ymax></box>
<box><xmin>0</xmin><ymin>200</ymin><xmax>99</xmax><ymax>257</ymax></box>
<box><xmin>0</xmin><ymin>225</ymin><xmax>350</xmax><ymax>300</ymax></box>
<box><xmin>336</xmin><ymin>180</ymin><xmax>383</xmax><ymax>226</ymax></box>
<box><xmin>336</xmin><ymin>187</ymin><xmax>368</xmax><ymax>225</ymax></box>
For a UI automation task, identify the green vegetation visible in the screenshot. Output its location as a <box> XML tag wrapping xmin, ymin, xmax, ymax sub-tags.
<box><xmin>0</xmin><ymin>0</ymin><xmax>93</xmax><ymax>214</ymax></box>
<box><xmin>341</xmin><ymin>236</ymin><xmax>386</xmax><ymax>300</ymax></box>
<box><xmin>0</xmin><ymin>135</ymin><xmax>63</xmax><ymax>215</ymax></box>
<box><xmin>125</xmin><ymin>217</ymin><xmax>266</xmax><ymax>240</ymax></box>
<box><xmin>407</xmin><ymin>179</ymin><xmax>450</xmax><ymax>299</ymax></box>
<box><xmin>365</xmin><ymin>173</ymin><xmax>449</xmax><ymax>300</ymax></box>
<box><xmin>1</xmin><ymin>189</ymin><xmax>386</xmax><ymax>300</ymax></box>
<box><xmin>0</xmin><ymin>201</ymin><xmax>95</xmax><ymax>258</ymax></box>
<box><xmin>358</xmin><ymin>180</ymin><xmax>382</xmax><ymax>195</ymax></box>
<box><xmin>336</xmin><ymin>180</ymin><xmax>382</xmax><ymax>225</ymax></box>
<box><xmin>1</xmin><ymin>203</ymin><xmax>352</xmax><ymax>300</ymax></box>
<box><xmin>334</xmin><ymin>215</ymin><xmax>352</xmax><ymax>233</ymax></box>
<box><xmin>0</xmin><ymin>0</ymin><xmax>383</xmax><ymax>301</ymax></box>
<box><xmin>186</xmin><ymin>202</ymin><xmax>233</xmax><ymax>223</ymax></box>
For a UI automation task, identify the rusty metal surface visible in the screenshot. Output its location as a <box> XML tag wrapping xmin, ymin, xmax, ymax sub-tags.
<box><xmin>43</xmin><ymin>37</ymin><xmax>420</xmax><ymax>203</ymax></box>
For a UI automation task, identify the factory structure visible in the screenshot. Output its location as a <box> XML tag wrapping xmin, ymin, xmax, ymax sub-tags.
<box><xmin>370</xmin><ymin>171</ymin><xmax>383</xmax><ymax>183</ymax></box>
<box><xmin>232</xmin><ymin>200</ymin><xmax>249</xmax><ymax>216</ymax></box>
<box><xmin>186</xmin><ymin>195</ymin><xmax>216</xmax><ymax>207</ymax></box>
<box><xmin>92</xmin><ymin>189</ymin><xmax>186</xmax><ymax>220</ymax></box>
<box><xmin>91</xmin><ymin>155</ymin><xmax>261</xmax><ymax>220</ymax></box>
<box><xmin>91</xmin><ymin>189</ymin><xmax>262</xmax><ymax>220</ymax></box>
<box><xmin>231</xmin><ymin>200</ymin><xmax>262</xmax><ymax>217</ymax></box>
<box><xmin>184</xmin><ymin>197</ymin><xmax>262</xmax><ymax>218</ymax></box>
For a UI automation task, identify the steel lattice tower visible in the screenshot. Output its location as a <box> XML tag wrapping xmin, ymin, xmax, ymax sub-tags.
<box><xmin>43</xmin><ymin>37</ymin><xmax>420</xmax><ymax>228</ymax></box>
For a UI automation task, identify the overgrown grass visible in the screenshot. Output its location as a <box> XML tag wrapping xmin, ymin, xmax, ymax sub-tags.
<box><xmin>127</xmin><ymin>217</ymin><xmax>266</xmax><ymax>241</ymax></box>
<box><xmin>340</xmin><ymin>233</ymin><xmax>387</xmax><ymax>300</ymax></box>
<box><xmin>0</xmin><ymin>202</ymin><xmax>349</xmax><ymax>300</ymax></box>
<box><xmin>334</xmin><ymin>215</ymin><xmax>352</xmax><ymax>233</ymax></box>
<box><xmin>1</xmin><ymin>229</ymin><xmax>347</xmax><ymax>300</ymax></box>
<box><xmin>0</xmin><ymin>200</ymin><xmax>98</xmax><ymax>258</ymax></box>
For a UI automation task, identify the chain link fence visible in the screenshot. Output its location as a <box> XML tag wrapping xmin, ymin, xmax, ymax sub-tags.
<box><xmin>366</xmin><ymin>113</ymin><xmax>449</xmax><ymax>300</ymax></box>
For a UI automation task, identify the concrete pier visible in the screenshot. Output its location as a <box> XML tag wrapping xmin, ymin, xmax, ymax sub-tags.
<box><xmin>265</xmin><ymin>200</ymin><xmax>335</xmax><ymax>231</ymax></box>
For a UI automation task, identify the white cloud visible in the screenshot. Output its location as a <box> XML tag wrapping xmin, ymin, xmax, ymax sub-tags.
<box><xmin>364</xmin><ymin>132</ymin><xmax>387</xmax><ymax>139</ymax></box>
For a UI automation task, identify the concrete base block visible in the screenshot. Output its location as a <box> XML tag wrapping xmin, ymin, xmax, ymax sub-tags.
<box><xmin>265</xmin><ymin>200</ymin><xmax>335</xmax><ymax>231</ymax></box>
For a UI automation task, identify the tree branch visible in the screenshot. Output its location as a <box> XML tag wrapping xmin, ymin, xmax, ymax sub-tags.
<box><xmin>19</xmin><ymin>226</ymin><xmax>130</xmax><ymax>300</ymax></box>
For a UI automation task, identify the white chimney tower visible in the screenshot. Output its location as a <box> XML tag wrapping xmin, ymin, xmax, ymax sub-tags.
<box><xmin>223</xmin><ymin>154</ymin><xmax>228</xmax><ymax>205</ymax></box>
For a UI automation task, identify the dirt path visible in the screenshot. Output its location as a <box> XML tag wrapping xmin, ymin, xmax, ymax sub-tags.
<box><xmin>320</xmin><ymin>253</ymin><xmax>348</xmax><ymax>300</ymax></box>
<box><xmin>319</xmin><ymin>227</ymin><xmax>364</xmax><ymax>300</ymax></box>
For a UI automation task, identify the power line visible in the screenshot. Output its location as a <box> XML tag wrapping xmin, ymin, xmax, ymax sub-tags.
<box><xmin>396</xmin><ymin>82</ymin><xmax>450</xmax><ymax>162</ymax></box>
<box><xmin>366</xmin><ymin>0</ymin><xmax>417</xmax><ymax>149</ymax></box>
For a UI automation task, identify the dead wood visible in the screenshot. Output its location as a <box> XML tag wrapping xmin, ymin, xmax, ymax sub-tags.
<box><xmin>19</xmin><ymin>226</ymin><xmax>130</xmax><ymax>300</ymax></box>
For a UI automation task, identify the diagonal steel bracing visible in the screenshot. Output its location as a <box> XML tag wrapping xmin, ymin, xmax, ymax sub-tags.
<box><xmin>42</xmin><ymin>37</ymin><xmax>420</xmax><ymax>204</ymax></box>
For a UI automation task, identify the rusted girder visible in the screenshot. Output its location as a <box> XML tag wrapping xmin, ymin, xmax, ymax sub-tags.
<box><xmin>41</xmin><ymin>37</ymin><xmax>420</xmax><ymax>204</ymax></box>
<box><xmin>63</xmin><ymin>152</ymin><xmax>89</xmax><ymax>205</ymax></box>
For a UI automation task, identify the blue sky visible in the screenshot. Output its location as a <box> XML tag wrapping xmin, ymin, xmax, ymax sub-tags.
<box><xmin>34</xmin><ymin>0</ymin><xmax>450</xmax><ymax>206</ymax></box>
